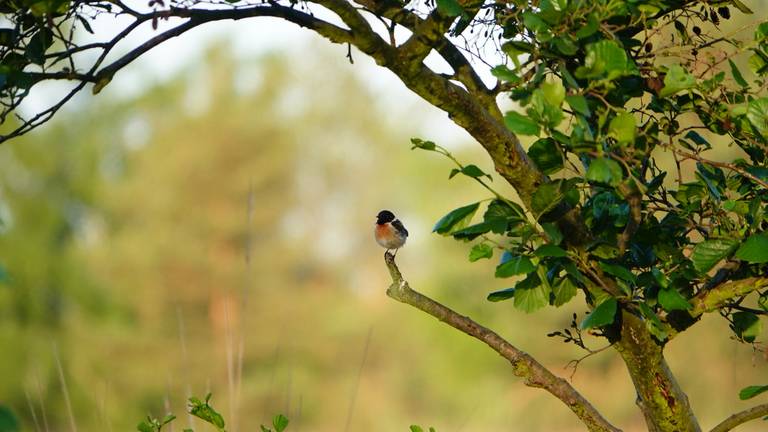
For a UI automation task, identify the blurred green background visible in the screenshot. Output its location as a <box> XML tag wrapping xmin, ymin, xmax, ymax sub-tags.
<box><xmin>0</xmin><ymin>33</ymin><xmax>767</xmax><ymax>431</ymax></box>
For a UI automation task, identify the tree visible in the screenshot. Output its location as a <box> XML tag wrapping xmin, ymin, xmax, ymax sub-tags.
<box><xmin>1</xmin><ymin>0</ymin><xmax>768</xmax><ymax>430</ymax></box>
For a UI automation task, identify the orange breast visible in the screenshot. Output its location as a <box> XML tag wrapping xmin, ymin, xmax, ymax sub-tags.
<box><xmin>375</xmin><ymin>224</ymin><xmax>392</xmax><ymax>242</ymax></box>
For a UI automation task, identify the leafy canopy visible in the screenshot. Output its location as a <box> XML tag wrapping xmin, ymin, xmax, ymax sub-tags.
<box><xmin>418</xmin><ymin>1</ymin><xmax>768</xmax><ymax>345</ymax></box>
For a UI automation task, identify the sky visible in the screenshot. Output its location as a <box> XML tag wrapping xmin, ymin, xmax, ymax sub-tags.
<box><xmin>23</xmin><ymin>2</ymin><xmax>507</xmax><ymax>150</ymax></box>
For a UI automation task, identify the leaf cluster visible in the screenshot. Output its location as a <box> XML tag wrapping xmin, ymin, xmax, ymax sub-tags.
<box><xmin>418</xmin><ymin>0</ymin><xmax>768</xmax><ymax>343</ymax></box>
<box><xmin>136</xmin><ymin>393</ymin><xmax>289</xmax><ymax>432</ymax></box>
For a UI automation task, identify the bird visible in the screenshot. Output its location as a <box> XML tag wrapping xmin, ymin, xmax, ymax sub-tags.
<box><xmin>374</xmin><ymin>210</ymin><xmax>408</xmax><ymax>256</ymax></box>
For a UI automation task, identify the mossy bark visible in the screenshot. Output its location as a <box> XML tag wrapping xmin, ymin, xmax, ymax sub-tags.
<box><xmin>614</xmin><ymin>312</ymin><xmax>700</xmax><ymax>431</ymax></box>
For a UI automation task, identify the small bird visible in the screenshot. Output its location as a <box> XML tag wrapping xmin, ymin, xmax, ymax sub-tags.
<box><xmin>375</xmin><ymin>210</ymin><xmax>408</xmax><ymax>256</ymax></box>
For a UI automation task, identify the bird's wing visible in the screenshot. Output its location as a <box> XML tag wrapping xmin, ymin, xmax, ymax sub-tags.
<box><xmin>392</xmin><ymin>219</ymin><xmax>408</xmax><ymax>237</ymax></box>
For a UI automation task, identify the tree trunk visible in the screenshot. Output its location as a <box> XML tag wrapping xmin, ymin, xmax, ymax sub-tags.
<box><xmin>614</xmin><ymin>311</ymin><xmax>701</xmax><ymax>431</ymax></box>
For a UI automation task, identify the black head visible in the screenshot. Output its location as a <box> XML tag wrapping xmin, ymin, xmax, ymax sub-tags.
<box><xmin>376</xmin><ymin>210</ymin><xmax>395</xmax><ymax>224</ymax></box>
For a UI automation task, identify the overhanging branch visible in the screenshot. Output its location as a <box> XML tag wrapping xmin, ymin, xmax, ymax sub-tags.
<box><xmin>383</xmin><ymin>252</ymin><xmax>621</xmax><ymax>432</ymax></box>
<box><xmin>709</xmin><ymin>403</ymin><xmax>768</xmax><ymax>432</ymax></box>
<box><xmin>94</xmin><ymin>4</ymin><xmax>353</xmax><ymax>93</ymax></box>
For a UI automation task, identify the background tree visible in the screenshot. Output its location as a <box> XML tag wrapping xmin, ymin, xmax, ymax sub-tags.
<box><xmin>1</xmin><ymin>0</ymin><xmax>768</xmax><ymax>431</ymax></box>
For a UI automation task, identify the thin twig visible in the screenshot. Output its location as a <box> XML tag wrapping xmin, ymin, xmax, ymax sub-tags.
<box><xmin>565</xmin><ymin>345</ymin><xmax>613</xmax><ymax>380</ymax></box>
<box><xmin>343</xmin><ymin>326</ymin><xmax>373</xmax><ymax>432</ymax></box>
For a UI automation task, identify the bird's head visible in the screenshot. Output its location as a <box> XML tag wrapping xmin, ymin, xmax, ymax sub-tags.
<box><xmin>376</xmin><ymin>210</ymin><xmax>395</xmax><ymax>225</ymax></box>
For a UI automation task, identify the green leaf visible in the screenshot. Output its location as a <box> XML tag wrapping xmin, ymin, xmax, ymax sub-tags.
<box><xmin>735</xmin><ymin>234</ymin><xmax>768</xmax><ymax>263</ymax></box>
<box><xmin>586</xmin><ymin>157</ymin><xmax>623</xmax><ymax>186</ymax></box>
<box><xmin>638</xmin><ymin>302</ymin><xmax>669</xmax><ymax>341</ymax></box>
<box><xmin>729</xmin><ymin>59</ymin><xmax>749</xmax><ymax>87</ymax></box>
<box><xmin>534</xmin><ymin>244</ymin><xmax>567</xmax><ymax>257</ymax></box>
<box><xmin>491</xmin><ymin>65</ymin><xmax>521</xmax><ymax>84</ymax></box>
<box><xmin>502</xmin><ymin>40</ymin><xmax>535</xmax><ymax>55</ymax></box>
<box><xmin>527</xmin><ymin>138</ymin><xmax>563</xmax><ymax>175</ymax></box>
<box><xmin>504</xmin><ymin>111</ymin><xmax>540</xmax><ymax>136</ymax></box>
<box><xmin>609</xmin><ymin>112</ymin><xmax>636</xmax><ymax>144</ymax></box>
<box><xmin>410</xmin><ymin>138</ymin><xmax>436</xmax><ymax>151</ymax></box>
<box><xmin>599</xmin><ymin>262</ymin><xmax>637</xmax><ymax>283</ymax></box>
<box><xmin>660</xmin><ymin>64</ymin><xmax>696</xmax><ymax>97</ymax></box>
<box><xmin>469</xmin><ymin>243</ymin><xmax>494</xmax><ymax>262</ymax></box>
<box><xmin>137</xmin><ymin>420</ymin><xmax>154</xmax><ymax>432</ymax></box>
<box><xmin>565</xmin><ymin>95</ymin><xmax>591</xmax><ymax>116</ymax></box>
<box><xmin>273</xmin><ymin>414</ymin><xmax>289</xmax><ymax>432</ymax></box>
<box><xmin>739</xmin><ymin>385</ymin><xmax>768</xmax><ymax>400</ymax></box>
<box><xmin>460</xmin><ymin>164</ymin><xmax>490</xmax><ymax>179</ymax></box>
<box><xmin>495</xmin><ymin>256</ymin><xmax>535</xmax><ymax>277</ymax></box>
<box><xmin>542</xmin><ymin>222</ymin><xmax>563</xmax><ymax>245</ymax></box>
<box><xmin>575</xmin><ymin>13</ymin><xmax>599</xmax><ymax>39</ymax></box>
<box><xmin>451</xmin><ymin>222</ymin><xmax>495</xmax><ymax>240</ymax></box>
<box><xmin>690</xmin><ymin>239</ymin><xmax>739</xmax><ymax>273</ymax></box>
<box><xmin>574</xmin><ymin>40</ymin><xmax>637</xmax><ymax>80</ymax></box>
<box><xmin>0</xmin><ymin>405</ymin><xmax>21</xmax><ymax>432</ymax></box>
<box><xmin>25</xmin><ymin>27</ymin><xmax>53</xmax><ymax>65</ymax></box>
<box><xmin>487</xmin><ymin>287</ymin><xmax>515</xmax><ymax>302</ymax></box>
<box><xmin>553</xmin><ymin>36</ymin><xmax>579</xmax><ymax>55</ymax></box>
<box><xmin>531</xmin><ymin>180</ymin><xmax>571</xmax><ymax>218</ymax></box>
<box><xmin>747</xmin><ymin>97</ymin><xmax>768</xmax><ymax>137</ymax></box>
<box><xmin>580</xmin><ymin>297</ymin><xmax>618</xmax><ymax>330</ymax></box>
<box><xmin>436</xmin><ymin>0</ymin><xmax>463</xmax><ymax>17</ymax></box>
<box><xmin>673</xmin><ymin>20</ymin><xmax>689</xmax><ymax>43</ymax></box>
<box><xmin>731</xmin><ymin>0</ymin><xmax>753</xmax><ymax>14</ymax></box>
<box><xmin>696</xmin><ymin>162</ymin><xmax>725</xmax><ymax>201</ymax></box>
<box><xmin>484</xmin><ymin>199</ymin><xmax>525</xmax><ymax>233</ymax></box>
<box><xmin>410</xmin><ymin>426</ymin><xmax>423</xmax><ymax>432</ymax></box>
<box><xmin>541</xmin><ymin>80</ymin><xmax>565</xmax><ymax>106</ymax></box>
<box><xmin>522</xmin><ymin>11</ymin><xmax>551</xmax><ymax>36</ymax></box>
<box><xmin>528</xmin><ymin>87</ymin><xmax>564</xmax><ymax>128</ymax></box>
<box><xmin>188</xmin><ymin>394</ymin><xmax>225</xmax><ymax>429</ymax></box>
<box><xmin>683</xmin><ymin>130</ymin><xmax>710</xmax><ymax>149</ymax></box>
<box><xmin>658</xmin><ymin>288</ymin><xmax>692</xmax><ymax>312</ymax></box>
<box><xmin>732</xmin><ymin>311</ymin><xmax>762</xmax><ymax>342</ymax></box>
<box><xmin>433</xmin><ymin>203</ymin><xmax>479</xmax><ymax>234</ymax></box>
<box><xmin>514</xmin><ymin>273</ymin><xmax>548</xmax><ymax>313</ymax></box>
<box><xmin>750</xmin><ymin>51</ymin><xmax>768</xmax><ymax>76</ymax></box>
<box><xmin>553</xmin><ymin>277</ymin><xmax>578</xmax><ymax>306</ymax></box>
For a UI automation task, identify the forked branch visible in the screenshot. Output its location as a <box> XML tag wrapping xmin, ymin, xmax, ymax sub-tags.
<box><xmin>383</xmin><ymin>252</ymin><xmax>621</xmax><ymax>432</ymax></box>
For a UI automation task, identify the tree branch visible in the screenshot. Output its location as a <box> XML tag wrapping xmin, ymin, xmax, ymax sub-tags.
<box><xmin>710</xmin><ymin>403</ymin><xmax>768</xmax><ymax>432</ymax></box>
<box><xmin>383</xmin><ymin>252</ymin><xmax>621</xmax><ymax>432</ymax></box>
<box><xmin>690</xmin><ymin>277</ymin><xmax>768</xmax><ymax>318</ymax></box>
<box><xmin>358</xmin><ymin>0</ymin><xmax>493</xmax><ymax>101</ymax></box>
<box><xmin>93</xmin><ymin>4</ymin><xmax>353</xmax><ymax>93</ymax></box>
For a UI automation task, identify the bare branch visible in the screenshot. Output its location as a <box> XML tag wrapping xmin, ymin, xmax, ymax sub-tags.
<box><xmin>0</xmin><ymin>4</ymin><xmax>353</xmax><ymax>143</ymax></box>
<box><xmin>710</xmin><ymin>403</ymin><xmax>768</xmax><ymax>432</ymax></box>
<box><xmin>383</xmin><ymin>252</ymin><xmax>622</xmax><ymax>432</ymax></box>
<box><xmin>94</xmin><ymin>5</ymin><xmax>353</xmax><ymax>93</ymax></box>
<box><xmin>674</xmin><ymin>148</ymin><xmax>768</xmax><ymax>190</ymax></box>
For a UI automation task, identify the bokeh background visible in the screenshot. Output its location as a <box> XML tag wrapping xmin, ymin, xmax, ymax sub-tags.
<box><xmin>1</xmin><ymin>9</ymin><xmax>768</xmax><ymax>432</ymax></box>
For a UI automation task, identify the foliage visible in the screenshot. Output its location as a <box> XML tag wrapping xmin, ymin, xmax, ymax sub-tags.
<box><xmin>0</xmin><ymin>405</ymin><xmax>19</xmax><ymax>432</ymax></box>
<box><xmin>409</xmin><ymin>426</ymin><xmax>436</xmax><ymax>432</ymax></box>
<box><xmin>2</xmin><ymin>0</ymin><xmax>768</xmax><ymax>430</ymax></box>
<box><xmin>416</xmin><ymin>2</ymin><xmax>768</xmax><ymax>347</ymax></box>
<box><xmin>136</xmin><ymin>393</ymin><xmax>289</xmax><ymax>432</ymax></box>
